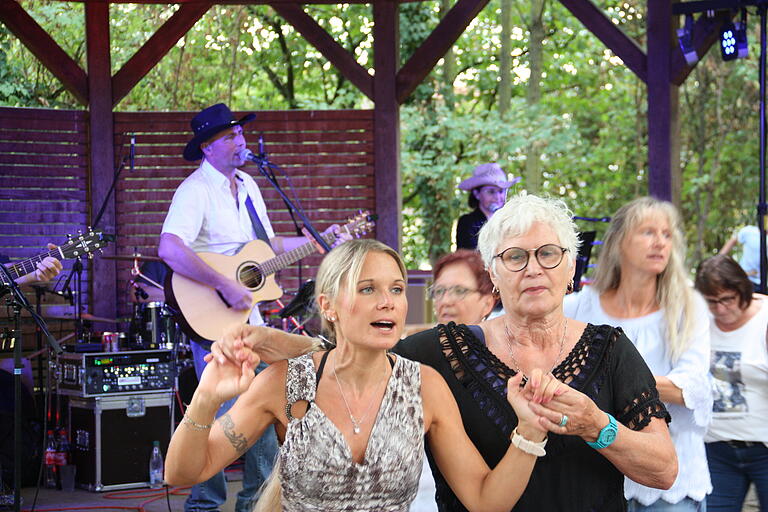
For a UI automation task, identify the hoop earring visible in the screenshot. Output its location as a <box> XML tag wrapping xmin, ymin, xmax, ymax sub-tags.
<box><xmin>492</xmin><ymin>286</ymin><xmax>499</xmax><ymax>296</ymax></box>
<box><xmin>566</xmin><ymin>279</ymin><xmax>574</xmax><ymax>294</ymax></box>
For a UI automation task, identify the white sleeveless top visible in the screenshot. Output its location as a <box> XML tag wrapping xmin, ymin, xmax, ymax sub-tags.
<box><xmin>706</xmin><ymin>296</ymin><xmax>768</xmax><ymax>443</ymax></box>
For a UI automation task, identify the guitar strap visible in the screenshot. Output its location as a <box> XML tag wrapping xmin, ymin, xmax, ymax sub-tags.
<box><xmin>244</xmin><ymin>195</ymin><xmax>273</xmax><ymax>249</ymax></box>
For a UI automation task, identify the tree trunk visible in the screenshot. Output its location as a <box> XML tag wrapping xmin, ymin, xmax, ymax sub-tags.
<box><xmin>498</xmin><ymin>0</ymin><xmax>512</xmax><ymax>117</ymax></box>
<box><xmin>524</xmin><ymin>0</ymin><xmax>546</xmax><ymax>193</ymax></box>
<box><xmin>441</xmin><ymin>0</ymin><xmax>456</xmax><ymax>110</ymax></box>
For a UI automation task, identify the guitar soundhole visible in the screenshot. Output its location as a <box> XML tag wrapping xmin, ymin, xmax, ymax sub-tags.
<box><xmin>238</xmin><ymin>263</ymin><xmax>265</xmax><ymax>290</ymax></box>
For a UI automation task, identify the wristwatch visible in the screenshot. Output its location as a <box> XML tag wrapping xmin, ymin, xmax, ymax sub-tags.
<box><xmin>586</xmin><ymin>413</ymin><xmax>618</xmax><ymax>449</ymax></box>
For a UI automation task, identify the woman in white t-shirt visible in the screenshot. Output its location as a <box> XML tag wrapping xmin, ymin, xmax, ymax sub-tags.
<box><xmin>564</xmin><ymin>197</ymin><xmax>712</xmax><ymax>511</ymax></box>
<box><xmin>695</xmin><ymin>255</ymin><xmax>768</xmax><ymax>511</ymax></box>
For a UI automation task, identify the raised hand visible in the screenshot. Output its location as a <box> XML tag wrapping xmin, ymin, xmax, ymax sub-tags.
<box><xmin>198</xmin><ymin>348</ymin><xmax>256</xmax><ymax>404</ymax></box>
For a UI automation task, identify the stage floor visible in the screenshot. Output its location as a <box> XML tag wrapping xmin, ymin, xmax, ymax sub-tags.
<box><xmin>19</xmin><ymin>459</ymin><xmax>439</xmax><ymax>512</ymax></box>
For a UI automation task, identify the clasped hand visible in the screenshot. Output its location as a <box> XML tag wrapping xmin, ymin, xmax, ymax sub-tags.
<box><xmin>507</xmin><ymin>368</ymin><xmax>601</xmax><ymax>437</ymax></box>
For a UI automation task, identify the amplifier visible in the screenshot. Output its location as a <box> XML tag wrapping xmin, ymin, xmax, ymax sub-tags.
<box><xmin>58</xmin><ymin>349</ymin><xmax>175</xmax><ymax>397</ymax></box>
<box><xmin>69</xmin><ymin>392</ymin><xmax>174</xmax><ymax>491</ymax></box>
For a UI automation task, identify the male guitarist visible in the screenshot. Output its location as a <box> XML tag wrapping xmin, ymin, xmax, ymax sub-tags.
<box><xmin>158</xmin><ymin>103</ymin><xmax>349</xmax><ymax>512</ymax></box>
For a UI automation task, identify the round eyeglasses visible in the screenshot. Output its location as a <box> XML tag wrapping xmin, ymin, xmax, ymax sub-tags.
<box><xmin>494</xmin><ymin>244</ymin><xmax>568</xmax><ymax>272</ymax></box>
<box><xmin>704</xmin><ymin>294</ymin><xmax>738</xmax><ymax>308</ymax></box>
<box><xmin>428</xmin><ymin>285</ymin><xmax>478</xmax><ymax>301</ymax></box>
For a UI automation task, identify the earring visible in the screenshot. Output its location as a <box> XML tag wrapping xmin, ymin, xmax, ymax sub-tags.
<box><xmin>492</xmin><ymin>286</ymin><xmax>499</xmax><ymax>296</ymax></box>
<box><xmin>566</xmin><ymin>279</ymin><xmax>574</xmax><ymax>294</ymax></box>
<box><xmin>324</xmin><ymin>314</ymin><xmax>336</xmax><ymax>322</ymax></box>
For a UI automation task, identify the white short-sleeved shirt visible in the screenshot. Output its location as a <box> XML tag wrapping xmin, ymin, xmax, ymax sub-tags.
<box><xmin>706</xmin><ymin>296</ymin><xmax>768</xmax><ymax>444</ymax></box>
<box><xmin>737</xmin><ymin>226</ymin><xmax>765</xmax><ymax>285</ymax></box>
<box><xmin>162</xmin><ymin>159</ymin><xmax>274</xmax><ymax>325</ymax></box>
<box><xmin>564</xmin><ymin>286</ymin><xmax>713</xmax><ymax>505</ymax></box>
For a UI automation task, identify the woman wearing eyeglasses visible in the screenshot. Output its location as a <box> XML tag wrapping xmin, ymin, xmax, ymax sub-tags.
<box><xmin>210</xmin><ymin>194</ymin><xmax>678</xmax><ymax>511</ymax></box>
<box><xmin>694</xmin><ymin>255</ymin><xmax>768</xmax><ymax>512</ymax></box>
<box><xmin>565</xmin><ymin>197</ymin><xmax>712</xmax><ymax>511</ymax></box>
<box><xmin>403</xmin><ymin>250</ymin><xmax>497</xmax><ymax>338</ymax></box>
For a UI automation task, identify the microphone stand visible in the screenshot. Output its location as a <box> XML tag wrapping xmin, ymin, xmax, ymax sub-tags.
<box><xmin>0</xmin><ymin>265</ymin><xmax>61</xmax><ymax>512</ymax></box>
<box><xmin>59</xmin><ymin>139</ymin><xmax>127</xmax><ymax>341</ymax></box>
<box><xmin>249</xmin><ymin>152</ymin><xmax>331</xmax><ymax>254</ymax></box>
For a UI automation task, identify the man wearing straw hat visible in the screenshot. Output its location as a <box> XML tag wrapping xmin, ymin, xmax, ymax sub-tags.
<box><xmin>455</xmin><ymin>163</ymin><xmax>520</xmax><ymax>250</ymax></box>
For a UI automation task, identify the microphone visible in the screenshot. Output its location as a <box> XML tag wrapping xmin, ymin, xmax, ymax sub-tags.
<box><xmin>238</xmin><ymin>148</ymin><xmax>261</xmax><ymax>163</ymax></box>
<box><xmin>490</xmin><ymin>203</ymin><xmax>503</xmax><ymax>213</ymax></box>
<box><xmin>129</xmin><ymin>280</ymin><xmax>149</xmax><ymax>300</ymax></box>
<box><xmin>129</xmin><ymin>135</ymin><xmax>136</xmax><ymax>172</ymax></box>
<box><xmin>258</xmin><ymin>134</ymin><xmax>265</xmax><ymax>157</ymax></box>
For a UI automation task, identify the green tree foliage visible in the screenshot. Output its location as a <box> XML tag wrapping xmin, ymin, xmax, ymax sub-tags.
<box><xmin>1</xmin><ymin>0</ymin><xmax>765</xmax><ymax>272</ymax></box>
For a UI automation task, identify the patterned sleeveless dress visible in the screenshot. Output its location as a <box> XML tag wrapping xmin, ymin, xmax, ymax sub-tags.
<box><xmin>279</xmin><ymin>352</ymin><xmax>425</xmax><ymax>512</ymax></box>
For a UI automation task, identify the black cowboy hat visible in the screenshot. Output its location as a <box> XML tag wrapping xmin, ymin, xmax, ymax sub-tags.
<box><xmin>183</xmin><ymin>103</ymin><xmax>256</xmax><ymax>161</ymax></box>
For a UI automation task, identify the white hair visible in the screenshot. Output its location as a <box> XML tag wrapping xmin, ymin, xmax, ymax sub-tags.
<box><xmin>477</xmin><ymin>194</ymin><xmax>580</xmax><ymax>275</ymax></box>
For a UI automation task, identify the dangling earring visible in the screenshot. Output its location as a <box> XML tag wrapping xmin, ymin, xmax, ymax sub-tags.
<box><xmin>566</xmin><ymin>279</ymin><xmax>574</xmax><ymax>294</ymax></box>
<box><xmin>492</xmin><ymin>285</ymin><xmax>499</xmax><ymax>296</ymax></box>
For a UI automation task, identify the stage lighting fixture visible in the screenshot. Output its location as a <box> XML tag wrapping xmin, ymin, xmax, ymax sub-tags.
<box><xmin>721</xmin><ymin>11</ymin><xmax>748</xmax><ymax>61</ymax></box>
<box><xmin>677</xmin><ymin>14</ymin><xmax>698</xmax><ymax>65</ymax></box>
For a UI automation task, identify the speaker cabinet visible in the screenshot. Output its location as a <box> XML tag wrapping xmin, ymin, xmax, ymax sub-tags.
<box><xmin>68</xmin><ymin>392</ymin><xmax>174</xmax><ymax>491</ymax></box>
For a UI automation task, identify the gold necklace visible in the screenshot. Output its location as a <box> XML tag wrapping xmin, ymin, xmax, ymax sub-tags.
<box><xmin>332</xmin><ymin>354</ymin><xmax>387</xmax><ymax>435</ymax></box>
<box><xmin>503</xmin><ymin>319</ymin><xmax>567</xmax><ymax>382</ymax></box>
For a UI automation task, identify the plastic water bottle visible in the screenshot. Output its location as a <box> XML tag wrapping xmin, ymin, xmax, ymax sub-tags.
<box><xmin>43</xmin><ymin>430</ymin><xmax>57</xmax><ymax>489</ymax></box>
<box><xmin>55</xmin><ymin>427</ymin><xmax>70</xmax><ymax>466</ymax></box>
<box><xmin>148</xmin><ymin>441</ymin><xmax>164</xmax><ymax>489</ymax></box>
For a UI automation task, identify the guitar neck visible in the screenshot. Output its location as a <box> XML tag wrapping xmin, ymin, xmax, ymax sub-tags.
<box><xmin>2</xmin><ymin>249</ymin><xmax>61</xmax><ymax>284</ymax></box>
<box><xmin>259</xmin><ymin>232</ymin><xmax>336</xmax><ymax>276</ymax></box>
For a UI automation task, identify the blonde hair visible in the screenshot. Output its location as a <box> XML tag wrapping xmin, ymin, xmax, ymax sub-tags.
<box><xmin>314</xmin><ymin>238</ymin><xmax>407</xmax><ymax>344</ymax></box>
<box><xmin>252</xmin><ymin>239</ymin><xmax>406</xmax><ymax>511</ymax></box>
<box><xmin>592</xmin><ymin>197</ymin><xmax>695</xmax><ymax>362</ymax></box>
<box><xmin>477</xmin><ymin>193</ymin><xmax>580</xmax><ymax>276</ymax></box>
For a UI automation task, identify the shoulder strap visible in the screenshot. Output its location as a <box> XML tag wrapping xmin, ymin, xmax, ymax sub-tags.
<box><xmin>244</xmin><ymin>194</ymin><xmax>273</xmax><ymax>247</ymax></box>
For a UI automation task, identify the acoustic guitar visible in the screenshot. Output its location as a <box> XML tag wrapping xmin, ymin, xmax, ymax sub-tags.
<box><xmin>165</xmin><ymin>212</ymin><xmax>376</xmax><ymax>343</ymax></box>
<box><xmin>0</xmin><ymin>229</ymin><xmax>109</xmax><ymax>286</ymax></box>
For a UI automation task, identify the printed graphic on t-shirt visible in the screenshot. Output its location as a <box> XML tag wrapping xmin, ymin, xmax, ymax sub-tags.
<box><xmin>711</xmin><ymin>350</ymin><xmax>748</xmax><ymax>414</ymax></box>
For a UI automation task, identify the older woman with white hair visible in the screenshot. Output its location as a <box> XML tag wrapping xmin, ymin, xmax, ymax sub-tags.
<box><xmin>210</xmin><ymin>194</ymin><xmax>679</xmax><ymax>511</ymax></box>
<box><xmin>565</xmin><ymin>197</ymin><xmax>712</xmax><ymax>511</ymax></box>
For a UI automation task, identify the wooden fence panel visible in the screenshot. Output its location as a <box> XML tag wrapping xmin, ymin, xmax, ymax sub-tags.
<box><xmin>0</xmin><ymin>107</ymin><xmax>91</xmax><ymax>346</ymax></box>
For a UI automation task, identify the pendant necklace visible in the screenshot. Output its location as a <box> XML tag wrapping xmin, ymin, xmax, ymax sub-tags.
<box><xmin>333</xmin><ymin>355</ymin><xmax>386</xmax><ymax>434</ymax></box>
<box><xmin>504</xmin><ymin>318</ymin><xmax>567</xmax><ymax>383</ymax></box>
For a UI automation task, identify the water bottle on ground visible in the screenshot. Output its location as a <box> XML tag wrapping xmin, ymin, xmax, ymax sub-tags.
<box><xmin>149</xmin><ymin>440</ymin><xmax>164</xmax><ymax>489</ymax></box>
<box><xmin>43</xmin><ymin>430</ymin><xmax>57</xmax><ymax>489</ymax></box>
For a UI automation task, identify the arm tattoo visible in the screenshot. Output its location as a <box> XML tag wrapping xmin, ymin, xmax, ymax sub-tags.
<box><xmin>217</xmin><ymin>413</ymin><xmax>248</xmax><ymax>455</ymax></box>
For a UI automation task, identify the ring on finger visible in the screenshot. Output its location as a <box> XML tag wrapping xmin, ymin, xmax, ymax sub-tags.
<box><xmin>558</xmin><ymin>414</ymin><xmax>568</xmax><ymax>428</ymax></box>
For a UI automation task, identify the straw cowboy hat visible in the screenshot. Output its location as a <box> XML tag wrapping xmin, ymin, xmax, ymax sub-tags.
<box><xmin>183</xmin><ymin>103</ymin><xmax>256</xmax><ymax>161</ymax></box>
<box><xmin>458</xmin><ymin>163</ymin><xmax>520</xmax><ymax>191</ymax></box>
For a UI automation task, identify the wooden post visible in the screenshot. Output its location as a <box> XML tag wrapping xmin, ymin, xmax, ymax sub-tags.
<box><xmin>646</xmin><ymin>0</ymin><xmax>674</xmax><ymax>201</ymax></box>
<box><xmin>86</xmin><ymin>2</ymin><xmax>117</xmax><ymax>320</ymax></box>
<box><xmin>373</xmin><ymin>0</ymin><xmax>401</xmax><ymax>250</ymax></box>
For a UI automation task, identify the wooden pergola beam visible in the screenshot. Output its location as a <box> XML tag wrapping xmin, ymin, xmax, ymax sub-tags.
<box><xmin>271</xmin><ymin>4</ymin><xmax>374</xmax><ymax>100</ymax></box>
<box><xmin>396</xmin><ymin>0</ymin><xmax>490</xmax><ymax>104</ymax></box>
<box><xmin>374</xmin><ymin>0</ymin><xmax>401</xmax><ymax>250</ymax></box>
<box><xmin>112</xmin><ymin>2</ymin><xmax>212</xmax><ymax>106</ymax></box>
<box><xmin>646</xmin><ymin>0</ymin><xmax>674</xmax><ymax>201</ymax></box>
<box><xmin>670</xmin><ymin>10</ymin><xmax>732</xmax><ymax>86</ymax></box>
<box><xmin>86</xmin><ymin>2</ymin><xmax>118</xmax><ymax>320</ymax></box>
<box><xmin>0</xmin><ymin>0</ymin><xmax>88</xmax><ymax>105</ymax></box>
<box><xmin>558</xmin><ymin>0</ymin><xmax>647</xmax><ymax>83</ymax></box>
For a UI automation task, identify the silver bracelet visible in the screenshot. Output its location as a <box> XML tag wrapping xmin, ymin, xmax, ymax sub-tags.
<box><xmin>510</xmin><ymin>427</ymin><xmax>547</xmax><ymax>457</ymax></box>
<box><xmin>183</xmin><ymin>412</ymin><xmax>213</xmax><ymax>431</ymax></box>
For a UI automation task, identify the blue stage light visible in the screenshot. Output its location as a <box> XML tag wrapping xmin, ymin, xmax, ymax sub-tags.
<box><xmin>720</xmin><ymin>12</ymin><xmax>748</xmax><ymax>62</ymax></box>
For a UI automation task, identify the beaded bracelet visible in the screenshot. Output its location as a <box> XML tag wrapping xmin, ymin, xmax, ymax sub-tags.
<box><xmin>510</xmin><ymin>427</ymin><xmax>547</xmax><ymax>457</ymax></box>
<box><xmin>183</xmin><ymin>413</ymin><xmax>213</xmax><ymax>431</ymax></box>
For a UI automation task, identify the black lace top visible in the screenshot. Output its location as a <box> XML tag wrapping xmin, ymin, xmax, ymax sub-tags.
<box><xmin>394</xmin><ymin>322</ymin><xmax>670</xmax><ymax>512</ymax></box>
